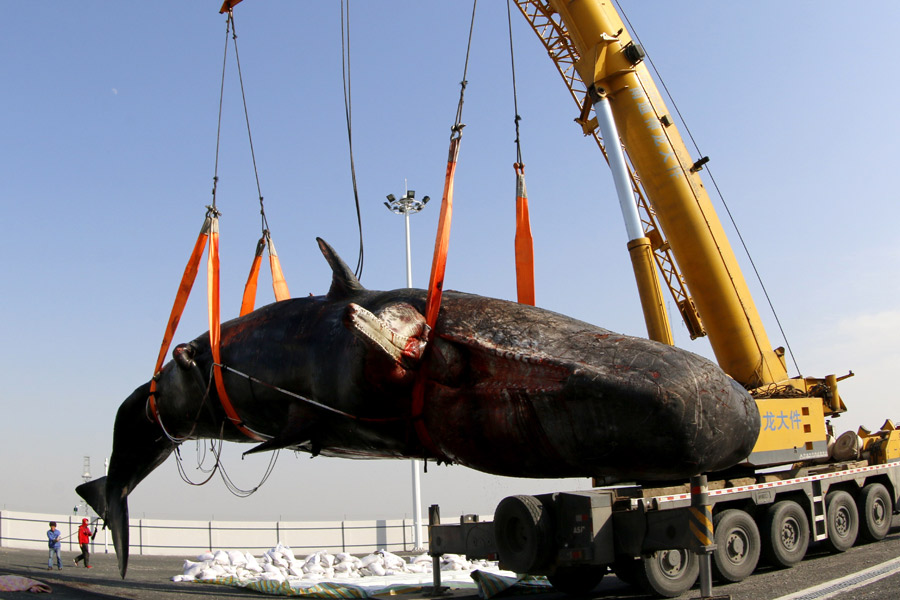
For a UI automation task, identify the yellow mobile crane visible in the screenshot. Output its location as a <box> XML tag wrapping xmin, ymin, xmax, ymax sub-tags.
<box><xmin>431</xmin><ymin>2</ymin><xmax>900</xmax><ymax>597</ymax></box>
<box><xmin>517</xmin><ymin>0</ymin><xmax>847</xmax><ymax>468</ymax></box>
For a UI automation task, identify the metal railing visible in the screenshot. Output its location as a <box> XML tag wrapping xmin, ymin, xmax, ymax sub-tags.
<box><xmin>0</xmin><ymin>510</ymin><xmax>425</xmax><ymax>557</ymax></box>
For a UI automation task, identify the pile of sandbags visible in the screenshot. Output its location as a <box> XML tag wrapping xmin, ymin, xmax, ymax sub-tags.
<box><xmin>173</xmin><ymin>544</ymin><xmax>496</xmax><ymax>583</ymax></box>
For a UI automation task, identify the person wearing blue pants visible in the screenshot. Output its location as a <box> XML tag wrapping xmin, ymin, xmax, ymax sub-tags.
<box><xmin>47</xmin><ymin>522</ymin><xmax>62</xmax><ymax>570</ymax></box>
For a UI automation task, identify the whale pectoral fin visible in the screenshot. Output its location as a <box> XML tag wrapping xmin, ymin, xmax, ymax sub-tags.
<box><xmin>344</xmin><ymin>302</ymin><xmax>428</xmax><ymax>370</ymax></box>
<box><xmin>243</xmin><ymin>406</ymin><xmax>316</xmax><ymax>456</ymax></box>
<box><xmin>242</xmin><ymin>425</ymin><xmax>313</xmax><ymax>456</ymax></box>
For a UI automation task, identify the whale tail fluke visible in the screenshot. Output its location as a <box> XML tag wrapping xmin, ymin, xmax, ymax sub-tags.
<box><xmin>76</xmin><ymin>475</ymin><xmax>130</xmax><ymax>578</ymax></box>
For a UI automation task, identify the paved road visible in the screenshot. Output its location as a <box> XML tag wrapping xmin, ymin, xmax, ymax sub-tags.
<box><xmin>1</xmin><ymin>522</ymin><xmax>898</xmax><ymax>599</ymax></box>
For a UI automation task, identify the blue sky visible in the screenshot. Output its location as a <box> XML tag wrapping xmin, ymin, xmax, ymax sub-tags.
<box><xmin>2</xmin><ymin>1</ymin><xmax>898</xmax><ymax>522</ymax></box>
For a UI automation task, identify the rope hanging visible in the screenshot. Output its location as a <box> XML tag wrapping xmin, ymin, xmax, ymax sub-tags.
<box><xmin>413</xmin><ymin>0</ymin><xmax>478</xmax><ymax>455</ymax></box>
<box><xmin>507</xmin><ymin>0</ymin><xmax>535</xmax><ymax>306</ymax></box>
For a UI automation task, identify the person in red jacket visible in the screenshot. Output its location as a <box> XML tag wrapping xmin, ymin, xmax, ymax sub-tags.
<box><xmin>73</xmin><ymin>518</ymin><xmax>94</xmax><ymax>568</ymax></box>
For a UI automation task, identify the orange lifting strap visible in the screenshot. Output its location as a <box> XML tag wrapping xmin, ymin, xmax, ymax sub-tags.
<box><xmin>422</xmin><ymin>135</ymin><xmax>462</xmax><ymax>330</ymax></box>
<box><xmin>207</xmin><ymin>218</ymin><xmax>265</xmax><ymax>441</ymax></box>
<box><xmin>148</xmin><ymin>215</ymin><xmax>212</xmax><ymax>423</ymax></box>
<box><xmin>513</xmin><ymin>163</ymin><xmax>535</xmax><ymax>305</ymax></box>
<box><xmin>148</xmin><ymin>210</ymin><xmax>264</xmax><ymax>442</ymax></box>
<box><xmin>411</xmin><ymin>132</ymin><xmax>463</xmax><ymax>455</ymax></box>
<box><xmin>239</xmin><ymin>232</ymin><xmax>291</xmax><ymax>317</ymax></box>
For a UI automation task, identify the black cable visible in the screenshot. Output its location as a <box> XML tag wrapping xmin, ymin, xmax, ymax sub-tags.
<box><xmin>211</xmin><ymin>14</ymin><xmax>232</xmax><ymax>211</ymax></box>
<box><xmin>341</xmin><ymin>0</ymin><xmax>365</xmax><ymax>281</ymax></box>
<box><xmin>452</xmin><ymin>0</ymin><xmax>478</xmax><ymax>136</ymax></box>
<box><xmin>506</xmin><ymin>0</ymin><xmax>523</xmax><ymax>166</ymax></box>
<box><xmin>228</xmin><ymin>11</ymin><xmax>273</xmax><ymax>242</ymax></box>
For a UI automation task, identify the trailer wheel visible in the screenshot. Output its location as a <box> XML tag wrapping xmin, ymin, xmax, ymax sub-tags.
<box><xmin>547</xmin><ymin>566</ymin><xmax>605</xmax><ymax>595</ymax></box>
<box><xmin>635</xmin><ymin>549</ymin><xmax>698</xmax><ymax>598</ymax></box>
<box><xmin>494</xmin><ymin>495</ymin><xmax>552</xmax><ymax>573</ymax></box>
<box><xmin>761</xmin><ymin>500</ymin><xmax>808</xmax><ymax>568</ymax></box>
<box><xmin>857</xmin><ymin>483</ymin><xmax>892</xmax><ymax>543</ymax></box>
<box><xmin>712</xmin><ymin>509</ymin><xmax>760</xmax><ymax>582</ymax></box>
<box><xmin>824</xmin><ymin>490</ymin><xmax>858</xmax><ymax>552</ymax></box>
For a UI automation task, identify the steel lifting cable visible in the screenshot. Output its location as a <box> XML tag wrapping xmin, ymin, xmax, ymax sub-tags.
<box><xmin>507</xmin><ymin>0</ymin><xmax>535</xmax><ymax>306</ymax></box>
<box><xmin>412</xmin><ymin>0</ymin><xmax>478</xmax><ymax>456</ymax></box>
<box><xmin>341</xmin><ymin>0</ymin><xmax>366</xmax><ymax>281</ymax></box>
<box><xmin>221</xmin><ymin>10</ymin><xmax>290</xmax><ymax>314</ymax></box>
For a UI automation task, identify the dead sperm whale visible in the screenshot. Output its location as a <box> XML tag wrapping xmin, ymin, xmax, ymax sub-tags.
<box><xmin>77</xmin><ymin>237</ymin><xmax>759</xmax><ymax>577</ymax></box>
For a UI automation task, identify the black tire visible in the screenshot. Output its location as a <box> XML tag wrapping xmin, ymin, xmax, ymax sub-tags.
<box><xmin>547</xmin><ymin>566</ymin><xmax>605</xmax><ymax>595</ymax></box>
<box><xmin>494</xmin><ymin>495</ymin><xmax>553</xmax><ymax>573</ymax></box>
<box><xmin>635</xmin><ymin>549</ymin><xmax>699</xmax><ymax>598</ymax></box>
<box><xmin>712</xmin><ymin>509</ymin><xmax>761</xmax><ymax>583</ymax></box>
<box><xmin>824</xmin><ymin>490</ymin><xmax>858</xmax><ymax>552</ymax></box>
<box><xmin>761</xmin><ymin>500</ymin><xmax>809</xmax><ymax>568</ymax></box>
<box><xmin>857</xmin><ymin>483</ymin><xmax>892</xmax><ymax>543</ymax></box>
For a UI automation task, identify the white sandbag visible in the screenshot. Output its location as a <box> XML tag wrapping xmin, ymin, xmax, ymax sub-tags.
<box><xmin>304</xmin><ymin>553</ymin><xmax>321</xmax><ymax>568</ymax></box>
<box><xmin>321</xmin><ymin>553</ymin><xmax>335</xmax><ymax>568</ymax></box>
<box><xmin>197</xmin><ymin>552</ymin><xmax>214</xmax><ymax>562</ymax></box>
<box><xmin>227</xmin><ymin>550</ymin><xmax>247</xmax><ymax>566</ymax></box>
<box><xmin>333</xmin><ymin>562</ymin><xmax>353</xmax><ymax>574</ymax></box>
<box><xmin>262</xmin><ymin>571</ymin><xmax>285</xmax><ymax>583</ymax></box>
<box><xmin>172</xmin><ymin>574</ymin><xmax>184</xmax><ymax>582</ymax></box>
<box><xmin>334</xmin><ymin>552</ymin><xmax>353</xmax><ymax>564</ymax></box>
<box><xmin>359</xmin><ymin>553</ymin><xmax>382</xmax><ymax>568</ymax></box>
<box><xmin>381</xmin><ymin>550</ymin><xmax>405</xmax><ymax>570</ymax></box>
<box><xmin>182</xmin><ymin>560</ymin><xmax>204</xmax><ymax>578</ymax></box>
<box><xmin>367</xmin><ymin>562</ymin><xmax>386</xmax><ymax>577</ymax></box>
<box><xmin>213</xmin><ymin>550</ymin><xmax>230</xmax><ymax>565</ymax></box>
<box><xmin>198</xmin><ymin>568</ymin><xmax>220</xmax><ymax>581</ymax></box>
<box><xmin>262</xmin><ymin>562</ymin><xmax>282</xmax><ymax>575</ymax></box>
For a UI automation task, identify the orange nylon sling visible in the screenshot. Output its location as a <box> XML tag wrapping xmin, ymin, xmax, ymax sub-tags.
<box><xmin>239</xmin><ymin>233</ymin><xmax>291</xmax><ymax>317</ymax></box>
<box><xmin>267</xmin><ymin>234</ymin><xmax>290</xmax><ymax>302</ymax></box>
<box><xmin>513</xmin><ymin>163</ymin><xmax>535</xmax><ymax>305</ymax></box>
<box><xmin>239</xmin><ymin>237</ymin><xmax>265</xmax><ymax>317</ymax></box>
<box><xmin>147</xmin><ymin>210</ymin><xmax>264</xmax><ymax>441</ymax></box>
<box><xmin>411</xmin><ymin>133</ymin><xmax>462</xmax><ymax>454</ymax></box>
<box><xmin>207</xmin><ymin>216</ymin><xmax>265</xmax><ymax>441</ymax></box>
<box><xmin>409</xmin><ymin>1</ymin><xmax>477</xmax><ymax>457</ymax></box>
<box><xmin>148</xmin><ymin>215</ymin><xmax>212</xmax><ymax>423</ymax></box>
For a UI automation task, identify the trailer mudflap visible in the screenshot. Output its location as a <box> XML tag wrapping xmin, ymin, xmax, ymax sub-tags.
<box><xmin>613</xmin><ymin>505</ymin><xmax>694</xmax><ymax>554</ymax></box>
<box><xmin>538</xmin><ymin>490</ymin><xmax>615</xmax><ymax>566</ymax></box>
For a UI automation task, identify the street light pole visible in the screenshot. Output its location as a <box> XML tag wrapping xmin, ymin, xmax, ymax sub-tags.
<box><xmin>384</xmin><ymin>185</ymin><xmax>430</xmax><ymax>551</ymax></box>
